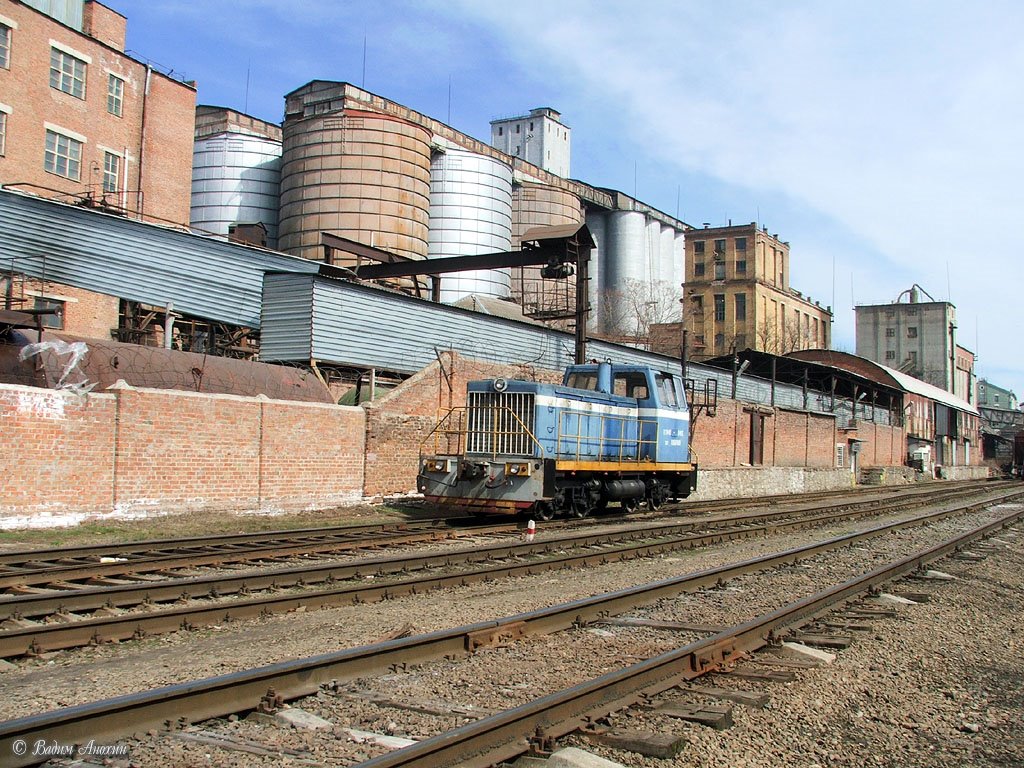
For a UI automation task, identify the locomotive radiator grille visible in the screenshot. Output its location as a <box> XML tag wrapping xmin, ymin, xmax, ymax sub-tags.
<box><xmin>466</xmin><ymin>392</ymin><xmax>537</xmax><ymax>457</ymax></box>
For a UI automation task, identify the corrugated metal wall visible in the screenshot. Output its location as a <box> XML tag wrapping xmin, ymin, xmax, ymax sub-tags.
<box><xmin>0</xmin><ymin>190</ymin><xmax>317</xmax><ymax>328</ymax></box>
<box><xmin>1</xmin><ymin>189</ymin><xmax>892</xmax><ymax>426</ymax></box>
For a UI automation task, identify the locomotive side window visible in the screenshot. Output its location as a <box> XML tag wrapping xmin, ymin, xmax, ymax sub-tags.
<box><xmin>656</xmin><ymin>373</ymin><xmax>679</xmax><ymax>407</ymax></box>
<box><xmin>614</xmin><ymin>372</ymin><xmax>648</xmax><ymax>399</ymax></box>
<box><xmin>566</xmin><ymin>372</ymin><xmax>598</xmax><ymax>390</ymax></box>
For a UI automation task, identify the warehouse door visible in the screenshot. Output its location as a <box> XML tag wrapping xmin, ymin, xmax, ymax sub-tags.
<box><xmin>749</xmin><ymin>413</ymin><xmax>764</xmax><ymax>465</ymax></box>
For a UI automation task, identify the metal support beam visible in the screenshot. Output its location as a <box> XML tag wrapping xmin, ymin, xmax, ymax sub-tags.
<box><xmin>351</xmin><ymin>244</ymin><xmax>566</xmax><ymax>280</ymax></box>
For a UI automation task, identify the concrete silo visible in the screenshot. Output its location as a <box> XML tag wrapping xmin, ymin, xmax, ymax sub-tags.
<box><xmin>278</xmin><ymin>82</ymin><xmax>432</xmax><ymax>265</ymax></box>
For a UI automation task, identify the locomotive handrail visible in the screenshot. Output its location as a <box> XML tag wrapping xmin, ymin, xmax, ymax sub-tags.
<box><xmin>421</xmin><ymin>405</ymin><xmax>547</xmax><ymax>460</ymax></box>
<box><xmin>556</xmin><ymin>409</ymin><xmax>659</xmax><ymax>463</ymax></box>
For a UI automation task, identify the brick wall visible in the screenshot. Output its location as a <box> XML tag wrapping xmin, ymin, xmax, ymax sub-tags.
<box><xmin>0</xmin><ymin>384</ymin><xmax>115</xmax><ymax>524</ymax></box>
<box><xmin>16</xmin><ymin>278</ymin><xmax>120</xmax><ymax>340</ymax></box>
<box><xmin>0</xmin><ymin>382</ymin><xmax>364</xmax><ymax>525</ymax></box>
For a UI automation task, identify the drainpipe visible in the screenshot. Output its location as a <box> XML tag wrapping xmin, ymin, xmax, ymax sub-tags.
<box><xmin>137</xmin><ymin>65</ymin><xmax>152</xmax><ymax>218</ymax></box>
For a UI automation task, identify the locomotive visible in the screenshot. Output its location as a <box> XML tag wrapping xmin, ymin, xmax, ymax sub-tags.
<box><xmin>417</xmin><ymin>362</ymin><xmax>697</xmax><ymax>519</ymax></box>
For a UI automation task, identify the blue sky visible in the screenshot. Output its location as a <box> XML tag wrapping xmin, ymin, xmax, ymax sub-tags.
<box><xmin>105</xmin><ymin>0</ymin><xmax>1024</xmax><ymax>401</ymax></box>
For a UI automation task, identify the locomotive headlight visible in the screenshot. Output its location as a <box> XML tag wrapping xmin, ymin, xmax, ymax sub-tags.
<box><xmin>505</xmin><ymin>462</ymin><xmax>531</xmax><ymax>477</ymax></box>
<box><xmin>424</xmin><ymin>459</ymin><xmax>449</xmax><ymax>473</ymax></box>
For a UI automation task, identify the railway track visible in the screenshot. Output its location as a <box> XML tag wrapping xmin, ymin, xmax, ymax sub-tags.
<box><xmin>0</xmin><ymin>482</ymin><xmax>1016</xmax><ymax>658</ymax></box>
<box><xmin>1</xmin><ymin>484</ymin><xmax>1019</xmax><ymax>766</ymax></box>
<box><xmin>0</xmin><ymin>483</ymin><xmax>1016</xmax><ymax>658</ymax></box>
<box><xmin>0</xmin><ymin>481</ymin><xmax>999</xmax><ymax>593</ymax></box>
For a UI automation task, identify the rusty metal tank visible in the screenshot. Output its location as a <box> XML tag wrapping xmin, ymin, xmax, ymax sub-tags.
<box><xmin>278</xmin><ymin>86</ymin><xmax>432</xmax><ymax>265</ymax></box>
<box><xmin>0</xmin><ymin>327</ymin><xmax>333</xmax><ymax>403</ymax></box>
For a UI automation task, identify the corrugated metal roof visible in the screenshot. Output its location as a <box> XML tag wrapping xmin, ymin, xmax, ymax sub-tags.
<box><xmin>882</xmin><ymin>364</ymin><xmax>978</xmax><ymax>415</ymax></box>
<box><xmin>0</xmin><ymin>189</ymin><xmax>317</xmax><ymax>328</ymax></box>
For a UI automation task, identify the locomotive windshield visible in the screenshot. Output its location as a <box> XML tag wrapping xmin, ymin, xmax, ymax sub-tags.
<box><xmin>565</xmin><ymin>371</ymin><xmax>598</xmax><ymax>390</ymax></box>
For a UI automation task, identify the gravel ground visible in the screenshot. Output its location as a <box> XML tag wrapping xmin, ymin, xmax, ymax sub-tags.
<box><xmin>16</xmin><ymin>500</ymin><xmax>1022</xmax><ymax>768</ymax></box>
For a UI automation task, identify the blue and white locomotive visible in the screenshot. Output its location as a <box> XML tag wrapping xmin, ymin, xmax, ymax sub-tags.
<box><xmin>418</xmin><ymin>362</ymin><xmax>697</xmax><ymax>519</ymax></box>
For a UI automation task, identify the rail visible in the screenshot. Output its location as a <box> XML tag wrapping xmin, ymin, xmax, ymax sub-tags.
<box><xmin>1</xmin><ymin>487</ymin><xmax>1019</xmax><ymax>765</ymax></box>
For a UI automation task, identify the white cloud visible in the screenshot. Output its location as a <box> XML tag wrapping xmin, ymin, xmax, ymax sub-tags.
<box><xmin>448</xmin><ymin>0</ymin><xmax>1024</xmax><ymax>394</ymax></box>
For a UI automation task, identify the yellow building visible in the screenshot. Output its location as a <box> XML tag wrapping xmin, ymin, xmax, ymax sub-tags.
<box><xmin>683</xmin><ymin>223</ymin><xmax>832</xmax><ymax>360</ymax></box>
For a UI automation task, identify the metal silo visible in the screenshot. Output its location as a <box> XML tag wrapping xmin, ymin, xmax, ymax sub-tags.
<box><xmin>190</xmin><ymin>133</ymin><xmax>282</xmax><ymax>248</ymax></box>
<box><xmin>585</xmin><ymin>210</ymin><xmax>607</xmax><ymax>330</ymax></box>
<box><xmin>429</xmin><ymin>149</ymin><xmax>513</xmax><ymax>302</ymax></box>
<box><xmin>278</xmin><ymin>107</ymin><xmax>432</xmax><ymax>264</ymax></box>
<box><xmin>509</xmin><ymin>182</ymin><xmax>583</xmax><ymax>322</ymax></box>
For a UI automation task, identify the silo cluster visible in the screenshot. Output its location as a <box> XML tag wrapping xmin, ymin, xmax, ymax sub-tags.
<box><xmin>587</xmin><ymin>210</ymin><xmax>684</xmax><ymax>334</ymax></box>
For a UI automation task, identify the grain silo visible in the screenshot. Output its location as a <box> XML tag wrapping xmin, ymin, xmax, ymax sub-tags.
<box><xmin>428</xmin><ymin>149</ymin><xmax>514</xmax><ymax>302</ymax></box>
<box><xmin>190</xmin><ymin>107</ymin><xmax>282</xmax><ymax>248</ymax></box>
<box><xmin>278</xmin><ymin>82</ymin><xmax>432</xmax><ymax>265</ymax></box>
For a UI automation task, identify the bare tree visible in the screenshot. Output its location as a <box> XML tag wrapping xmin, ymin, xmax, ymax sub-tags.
<box><xmin>600</xmin><ymin>279</ymin><xmax>681</xmax><ymax>347</ymax></box>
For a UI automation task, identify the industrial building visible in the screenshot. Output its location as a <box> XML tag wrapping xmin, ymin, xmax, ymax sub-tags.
<box><xmin>188</xmin><ymin>80</ymin><xmax>686</xmax><ymax>344</ymax></box>
<box><xmin>854</xmin><ymin>284</ymin><xmax>976</xmax><ymax>402</ymax></box>
<box><xmin>680</xmin><ymin>222</ymin><xmax>832</xmax><ymax>361</ymax></box>
<box><xmin>0</xmin><ymin>0</ymin><xmax>196</xmax><ymax>340</ymax></box>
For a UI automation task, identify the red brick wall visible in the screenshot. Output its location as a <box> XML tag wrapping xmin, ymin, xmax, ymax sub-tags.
<box><xmin>0</xmin><ymin>382</ymin><xmax>365</xmax><ymax>523</ymax></box>
<box><xmin>0</xmin><ymin>384</ymin><xmax>115</xmax><ymax>521</ymax></box>
<box><xmin>16</xmin><ymin>278</ymin><xmax>120</xmax><ymax>340</ymax></box>
<box><xmin>694</xmin><ymin>402</ymin><xmax>839</xmax><ymax>469</ymax></box>
<box><xmin>261</xmin><ymin>399</ymin><xmax>364</xmax><ymax>506</ymax></box>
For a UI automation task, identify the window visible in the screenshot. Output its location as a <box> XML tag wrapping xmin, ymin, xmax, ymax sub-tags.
<box><xmin>736</xmin><ymin>259</ymin><xmax>746</xmax><ymax>274</ymax></box>
<box><xmin>515</xmin><ymin>124</ymin><xmax>520</xmax><ymax>134</ymax></box>
<box><xmin>714</xmin><ymin>332</ymin><xmax>725</xmax><ymax>349</ymax></box>
<box><xmin>0</xmin><ymin>24</ymin><xmax>10</xmax><ymax>69</ymax></box>
<box><xmin>735</xmin><ymin>294</ymin><xmax>746</xmax><ymax>321</ymax></box>
<box><xmin>714</xmin><ymin>294</ymin><xmax>726</xmax><ymax>321</ymax></box>
<box><xmin>0</xmin><ymin>112</ymin><xmax>6</xmax><ymax>157</ymax></box>
<box><xmin>107</xmin><ymin>74</ymin><xmax>124</xmax><ymax>116</ymax></box>
<box><xmin>50</xmin><ymin>47</ymin><xmax>86</xmax><ymax>99</ymax></box>
<box><xmin>44</xmin><ymin>129</ymin><xmax>82</xmax><ymax>180</ymax></box>
<box><xmin>885</xmin><ymin>328</ymin><xmax>895</xmax><ymax>338</ymax></box>
<box><xmin>529</xmin><ymin>121</ymin><xmax>533</xmax><ymax>131</ymax></box>
<box><xmin>694</xmin><ymin>262</ymin><xmax>705</xmax><ymax>277</ymax></box>
<box><xmin>656</xmin><ymin>373</ymin><xmax>679</xmax><ymax>407</ymax></box>
<box><xmin>885</xmin><ymin>309</ymin><xmax>895</xmax><ymax>318</ymax></box>
<box><xmin>907</xmin><ymin>327</ymin><xmax>918</xmax><ymax>338</ymax></box>
<box><xmin>735</xmin><ymin>333</ymin><xmax>746</xmax><ymax>348</ymax></box>
<box><xmin>102</xmin><ymin>151</ymin><xmax>120</xmax><ymax>193</ymax></box>
<box><xmin>613</xmin><ymin>372</ymin><xmax>648</xmax><ymax>399</ymax></box>
<box><xmin>565</xmin><ymin>372</ymin><xmax>597</xmax><ymax>390</ymax></box>
<box><xmin>497</xmin><ymin>126</ymin><xmax>503</xmax><ymax>136</ymax></box>
<box><xmin>714</xmin><ymin>261</ymin><xmax>725</xmax><ymax>280</ymax></box>
<box><xmin>714</xmin><ymin>239</ymin><xmax>726</xmax><ymax>254</ymax></box>
<box><xmin>33</xmin><ymin>297</ymin><xmax>64</xmax><ymax>329</ymax></box>
<box><xmin>693</xmin><ymin>241</ymin><xmax>705</xmax><ymax>254</ymax></box>
<box><xmin>735</xmin><ymin>237</ymin><xmax>747</xmax><ymax>251</ymax></box>
<box><xmin>885</xmin><ymin>350</ymin><xmax>896</xmax><ymax>360</ymax></box>
<box><xmin>691</xmin><ymin>295</ymin><xmax>704</xmax><ymax>312</ymax></box>
<box><xmin>835</xmin><ymin>444</ymin><xmax>845</xmax><ymax>468</ymax></box>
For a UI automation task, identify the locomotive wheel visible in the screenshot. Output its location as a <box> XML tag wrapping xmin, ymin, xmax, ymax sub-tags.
<box><xmin>534</xmin><ymin>501</ymin><xmax>556</xmax><ymax>521</ymax></box>
<box><xmin>621</xmin><ymin>497</ymin><xmax>639</xmax><ymax>513</ymax></box>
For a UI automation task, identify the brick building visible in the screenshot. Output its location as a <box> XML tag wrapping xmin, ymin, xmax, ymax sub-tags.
<box><xmin>683</xmin><ymin>222</ymin><xmax>832</xmax><ymax>361</ymax></box>
<box><xmin>0</xmin><ymin>0</ymin><xmax>196</xmax><ymax>337</ymax></box>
